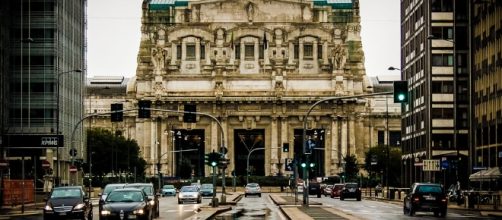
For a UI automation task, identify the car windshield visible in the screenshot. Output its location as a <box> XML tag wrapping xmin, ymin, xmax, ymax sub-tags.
<box><xmin>103</xmin><ymin>185</ymin><xmax>124</xmax><ymax>194</ymax></box>
<box><xmin>345</xmin><ymin>183</ymin><xmax>358</xmax><ymax>188</ymax></box>
<box><xmin>128</xmin><ymin>185</ymin><xmax>153</xmax><ymax>195</ymax></box>
<box><xmin>163</xmin><ymin>185</ymin><xmax>175</xmax><ymax>189</ymax></box>
<box><xmin>51</xmin><ymin>188</ymin><xmax>81</xmax><ymax>199</ymax></box>
<box><xmin>246</xmin><ymin>183</ymin><xmax>259</xmax><ymax>188</ymax></box>
<box><xmin>201</xmin><ymin>184</ymin><xmax>213</xmax><ymax>189</ymax></box>
<box><xmin>106</xmin><ymin>191</ymin><xmax>144</xmax><ymax>202</ymax></box>
<box><xmin>181</xmin><ymin>186</ymin><xmax>197</xmax><ymax>192</ymax></box>
<box><xmin>417</xmin><ymin>185</ymin><xmax>443</xmax><ymax>194</ymax></box>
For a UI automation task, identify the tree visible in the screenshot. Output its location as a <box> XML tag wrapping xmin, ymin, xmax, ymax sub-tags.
<box><xmin>85</xmin><ymin>128</ymin><xmax>147</xmax><ymax>183</ymax></box>
<box><xmin>364</xmin><ymin>145</ymin><xmax>402</xmax><ymax>187</ymax></box>
<box><xmin>342</xmin><ymin>154</ymin><xmax>359</xmax><ymax>182</ymax></box>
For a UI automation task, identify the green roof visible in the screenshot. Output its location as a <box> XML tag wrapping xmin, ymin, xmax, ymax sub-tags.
<box><xmin>314</xmin><ymin>0</ymin><xmax>353</xmax><ymax>9</ymax></box>
<box><xmin>149</xmin><ymin>0</ymin><xmax>188</xmax><ymax>11</ymax></box>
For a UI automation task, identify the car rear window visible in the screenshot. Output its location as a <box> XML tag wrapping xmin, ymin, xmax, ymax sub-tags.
<box><xmin>417</xmin><ymin>185</ymin><xmax>442</xmax><ymax>193</ymax></box>
<box><xmin>345</xmin><ymin>183</ymin><xmax>358</xmax><ymax>188</ymax></box>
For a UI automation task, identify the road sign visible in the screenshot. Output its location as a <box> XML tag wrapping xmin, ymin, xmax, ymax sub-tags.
<box><xmin>42</xmin><ymin>160</ymin><xmax>51</xmax><ymax>169</ymax></box>
<box><xmin>423</xmin><ymin>159</ymin><xmax>441</xmax><ymax>171</ymax></box>
<box><xmin>441</xmin><ymin>160</ymin><xmax>449</xmax><ymax>169</ymax></box>
<box><xmin>69</xmin><ymin>148</ymin><xmax>77</xmax><ymax>157</ymax></box>
<box><xmin>69</xmin><ymin>165</ymin><xmax>78</xmax><ymax>173</ymax></box>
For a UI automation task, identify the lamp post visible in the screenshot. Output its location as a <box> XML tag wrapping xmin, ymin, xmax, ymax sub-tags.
<box><xmin>55</xmin><ymin>68</ymin><xmax>82</xmax><ymax>186</ymax></box>
<box><xmin>246</xmin><ymin>147</ymin><xmax>282</xmax><ymax>184</ymax></box>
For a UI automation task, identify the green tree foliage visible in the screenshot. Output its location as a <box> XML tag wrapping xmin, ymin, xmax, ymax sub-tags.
<box><xmin>364</xmin><ymin>145</ymin><xmax>402</xmax><ymax>186</ymax></box>
<box><xmin>85</xmin><ymin>128</ymin><xmax>147</xmax><ymax>181</ymax></box>
<box><xmin>343</xmin><ymin>154</ymin><xmax>359</xmax><ymax>182</ymax></box>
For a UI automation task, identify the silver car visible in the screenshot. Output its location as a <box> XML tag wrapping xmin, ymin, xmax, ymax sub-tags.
<box><xmin>245</xmin><ymin>183</ymin><xmax>261</xmax><ymax>197</ymax></box>
<box><xmin>178</xmin><ymin>186</ymin><xmax>201</xmax><ymax>204</ymax></box>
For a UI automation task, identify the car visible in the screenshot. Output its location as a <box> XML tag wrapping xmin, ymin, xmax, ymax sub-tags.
<box><xmin>178</xmin><ymin>186</ymin><xmax>202</xmax><ymax>204</ymax></box>
<box><xmin>100</xmin><ymin>188</ymin><xmax>153</xmax><ymax>220</ymax></box>
<box><xmin>99</xmin><ymin>183</ymin><xmax>126</xmax><ymax>213</ymax></box>
<box><xmin>125</xmin><ymin>183</ymin><xmax>160</xmax><ymax>218</ymax></box>
<box><xmin>199</xmin><ymin>183</ymin><xmax>214</xmax><ymax>197</ymax></box>
<box><xmin>245</xmin><ymin>183</ymin><xmax>262</xmax><ymax>197</ymax></box>
<box><xmin>323</xmin><ymin>185</ymin><xmax>333</xmax><ymax>197</ymax></box>
<box><xmin>340</xmin><ymin>182</ymin><xmax>361</xmax><ymax>201</ymax></box>
<box><xmin>161</xmin><ymin>185</ymin><xmax>177</xmax><ymax>197</ymax></box>
<box><xmin>190</xmin><ymin>183</ymin><xmax>201</xmax><ymax>190</ymax></box>
<box><xmin>308</xmin><ymin>182</ymin><xmax>322</xmax><ymax>198</ymax></box>
<box><xmin>403</xmin><ymin>183</ymin><xmax>447</xmax><ymax>217</ymax></box>
<box><xmin>43</xmin><ymin>186</ymin><xmax>93</xmax><ymax>220</ymax></box>
<box><xmin>330</xmin><ymin>184</ymin><xmax>344</xmax><ymax>198</ymax></box>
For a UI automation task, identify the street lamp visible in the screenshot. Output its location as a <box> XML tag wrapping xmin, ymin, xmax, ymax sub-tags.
<box><xmin>246</xmin><ymin>147</ymin><xmax>282</xmax><ymax>184</ymax></box>
<box><xmin>55</xmin><ymin>68</ymin><xmax>82</xmax><ymax>186</ymax></box>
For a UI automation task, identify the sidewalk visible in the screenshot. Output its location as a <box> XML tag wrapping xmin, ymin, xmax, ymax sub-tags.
<box><xmin>189</xmin><ymin>192</ymin><xmax>243</xmax><ymax>220</ymax></box>
<box><xmin>0</xmin><ymin>203</ymin><xmax>44</xmax><ymax>220</ymax></box>
<box><xmin>269</xmin><ymin>193</ymin><xmax>362</xmax><ymax>220</ymax></box>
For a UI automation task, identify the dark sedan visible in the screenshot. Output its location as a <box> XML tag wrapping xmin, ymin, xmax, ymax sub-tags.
<box><xmin>43</xmin><ymin>186</ymin><xmax>92</xmax><ymax>220</ymax></box>
<box><xmin>340</xmin><ymin>182</ymin><xmax>361</xmax><ymax>201</ymax></box>
<box><xmin>403</xmin><ymin>183</ymin><xmax>447</xmax><ymax>217</ymax></box>
<box><xmin>125</xmin><ymin>183</ymin><xmax>160</xmax><ymax>218</ymax></box>
<box><xmin>100</xmin><ymin>188</ymin><xmax>153</xmax><ymax>220</ymax></box>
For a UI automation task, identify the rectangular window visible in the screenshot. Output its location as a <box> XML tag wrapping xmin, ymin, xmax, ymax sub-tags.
<box><xmin>186</xmin><ymin>44</ymin><xmax>196</xmax><ymax>60</ymax></box>
<box><xmin>245</xmin><ymin>44</ymin><xmax>254</xmax><ymax>60</ymax></box>
<box><xmin>200</xmin><ymin>44</ymin><xmax>205</xmax><ymax>59</ymax></box>
<box><xmin>303</xmin><ymin>44</ymin><xmax>313</xmax><ymax>60</ymax></box>
<box><xmin>176</xmin><ymin>45</ymin><xmax>182</xmax><ymax>60</ymax></box>
<box><xmin>317</xmin><ymin>43</ymin><xmax>323</xmax><ymax>60</ymax></box>
<box><xmin>235</xmin><ymin>43</ymin><xmax>240</xmax><ymax>59</ymax></box>
<box><xmin>259</xmin><ymin>44</ymin><xmax>264</xmax><ymax>59</ymax></box>
<box><xmin>432</xmin><ymin>54</ymin><xmax>453</xmax><ymax>66</ymax></box>
<box><xmin>294</xmin><ymin>44</ymin><xmax>299</xmax><ymax>59</ymax></box>
<box><xmin>378</xmin><ymin>131</ymin><xmax>385</xmax><ymax>145</ymax></box>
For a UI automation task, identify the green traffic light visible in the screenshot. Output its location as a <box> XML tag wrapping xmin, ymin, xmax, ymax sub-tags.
<box><xmin>398</xmin><ymin>94</ymin><xmax>405</xmax><ymax>101</ymax></box>
<box><xmin>301</xmin><ymin>163</ymin><xmax>306</xmax><ymax>168</ymax></box>
<box><xmin>211</xmin><ymin>161</ymin><xmax>217</xmax><ymax>167</ymax></box>
<box><xmin>310</xmin><ymin>163</ymin><xmax>315</xmax><ymax>168</ymax></box>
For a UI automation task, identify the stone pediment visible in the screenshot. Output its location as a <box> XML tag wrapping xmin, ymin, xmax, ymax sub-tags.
<box><xmin>192</xmin><ymin>0</ymin><xmax>311</xmax><ymax>23</ymax></box>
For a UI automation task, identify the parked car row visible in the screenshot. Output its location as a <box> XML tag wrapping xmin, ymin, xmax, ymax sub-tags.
<box><xmin>321</xmin><ymin>183</ymin><xmax>362</xmax><ymax>201</ymax></box>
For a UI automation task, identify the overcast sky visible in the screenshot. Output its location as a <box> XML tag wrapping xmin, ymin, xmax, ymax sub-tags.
<box><xmin>87</xmin><ymin>0</ymin><xmax>401</xmax><ymax>77</ymax></box>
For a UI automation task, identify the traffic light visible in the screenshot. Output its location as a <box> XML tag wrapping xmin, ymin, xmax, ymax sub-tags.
<box><xmin>282</xmin><ymin>143</ymin><xmax>289</xmax><ymax>152</ymax></box>
<box><xmin>183</xmin><ymin>104</ymin><xmax>196</xmax><ymax>123</ymax></box>
<box><xmin>393</xmin><ymin>81</ymin><xmax>408</xmax><ymax>103</ymax></box>
<box><xmin>138</xmin><ymin>100</ymin><xmax>151</xmax><ymax>118</ymax></box>
<box><xmin>110</xmin><ymin>103</ymin><xmax>123</xmax><ymax>122</ymax></box>
<box><xmin>301</xmin><ymin>162</ymin><xmax>306</xmax><ymax>168</ymax></box>
<box><xmin>309</xmin><ymin>163</ymin><xmax>315</xmax><ymax>168</ymax></box>
<box><xmin>206</xmin><ymin>151</ymin><xmax>220</xmax><ymax>167</ymax></box>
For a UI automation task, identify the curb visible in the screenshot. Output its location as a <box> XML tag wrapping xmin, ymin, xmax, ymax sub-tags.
<box><xmin>0</xmin><ymin>210</ymin><xmax>42</xmax><ymax>219</ymax></box>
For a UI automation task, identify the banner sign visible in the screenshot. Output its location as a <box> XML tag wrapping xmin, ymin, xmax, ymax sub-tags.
<box><xmin>3</xmin><ymin>134</ymin><xmax>64</xmax><ymax>148</ymax></box>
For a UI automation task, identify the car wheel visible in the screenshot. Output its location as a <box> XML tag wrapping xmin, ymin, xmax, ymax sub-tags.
<box><xmin>440</xmin><ymin>209</ymin><xmax>447</xmax><ymax>218</ymax></box>
<box><xmin>156</xmin><ymin>205</ymin><xmax>160</xmax><ymax>217</ymax></box>
<box><xmin>357</xmin><ymin>196</ymin><xmax>361</xmax><ymax>201</ymax></box>
<box><xmin>340</xmin><ymin>196</ymin><xmax>344</xmax><ymax>201</ymax></box>
<box><xmin>88</xmin><ymin>209</ymin><xmax>93</xmax><ymax>220</ymax></box>
<box><xmin>245</xmin><ymin>194</ymin><xmax>247</xmax><ymax>197</ymax></box>
<box><xmin>178</xmin><ymin>200</ymin><xmax>182</xmax><ymax>204</ymax></box>
<box><xmin>259</xmin><ymin>193</ymin><xmax>261</xmax><ymax>197</ymax></box>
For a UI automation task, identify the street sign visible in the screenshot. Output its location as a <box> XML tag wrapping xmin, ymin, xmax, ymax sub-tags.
<box><xmin>3</xmin><ymin>134</ymin><xmax>64</xmax><ymax>148</ymax></box>
<box><xmin>69</xmin><ymin>148</ymin><xmax>77</xmax><ymax>157</ymax></box>
<box><xmin>423</xmin><ymin>159</ymin><xmax>441</xmax><ymax>171</ymax></box>
<box><xmin>42</xmin><ymin>160</ymin><xmax>51</xmax><ymax>169</ymax></box>
<box><xmin>414</xmin><ymin>162</ymin><xmax>423</xmax><ymax>166</ymax></box>
<box><xmin>441</xmin><ymin>160</ymin><xmax>449</xmax><ymax>169</ymax></box>
<box><xmin>69</xmin><ymin>165</ymin><xmax>78</xmax><ymax>173</ymax></box>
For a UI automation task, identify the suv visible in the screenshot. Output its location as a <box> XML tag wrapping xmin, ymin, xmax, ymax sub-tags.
<box><xmin>125</xmin><ymin>183</ymin><xmax>160</xmax><ymax>218</ymax></box>
<box><xmin>308</xmin><ymin>182</ymin><xmax>322</xmax><ymax>198</ymax></box>
<box><xmin>403</xmin><ymin>183</ymin><xmax>447</xmax><ymax>217</ymax></box>
<box><xmin>340</xmin><ymin>182</ymin><xmax>361</xmax><ymax>201</ymax></box>
<box><xmin>43</xmin><ymin>186</ymin><xmax>92</xmax><ymax>220</ymax></box>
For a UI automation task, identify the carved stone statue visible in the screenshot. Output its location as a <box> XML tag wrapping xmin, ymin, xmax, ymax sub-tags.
<box><xmin>332</xmin><ymin>45</ymin><xmax>344</xmax><ymax>69</ymax></box>
<box><xmin>246</xmin><ymin>3</ymin><xmax>254</xmax><ymax>22</ymax></box>
<box><xmin>151</xmin><ymin>47</ymin><xmax>166</xmax><ymax>72</ymax></box>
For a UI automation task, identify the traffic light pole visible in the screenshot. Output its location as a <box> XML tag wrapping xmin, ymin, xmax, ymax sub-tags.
<box><xmin>302</xmin><ymin>91</ymin><xmax>393</xmax><ymax>207</ymax></box>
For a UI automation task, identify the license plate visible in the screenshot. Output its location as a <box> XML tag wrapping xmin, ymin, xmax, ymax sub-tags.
<box><xmin>128</xmin><ymin>215</ymin><xmax>137</xmax><ymax>219</ymax></box>
<box><xmin>425</xmin><ymin>196</ymin><xmax>435</xmax><ymax>200</ymax></box>
<box><xmin>349</xmin><ymin>189</ymin><xmax>355</xmax><ymax>192</ymax></box>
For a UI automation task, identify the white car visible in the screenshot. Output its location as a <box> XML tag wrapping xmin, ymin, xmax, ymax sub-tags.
<box><xmin>178</xmin><ymin>186</ymin><xmax>201</xmax><ymax>204</ymax></box>
<box><xmin>245</xmin><ymin>183</ymin><xmax>262</xmax><ymax>197</ymax></box>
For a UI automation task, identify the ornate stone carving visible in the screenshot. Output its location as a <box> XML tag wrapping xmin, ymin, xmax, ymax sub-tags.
<box><xmin>246</xmin><ymin>2</ymin><xmax>254</xmax><ymax>22</ymax></box>
<box><xmin>331</xmin><ymin>45</ymin><xmax>345</xmax><ymax>70</ymax></box>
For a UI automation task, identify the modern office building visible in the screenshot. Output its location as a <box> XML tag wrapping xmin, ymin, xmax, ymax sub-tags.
<box><xmin>400</xmin><ymin>0</ymin><xmax>470</xmax><ymax>187</ymax></box>
<box><xmin>0</xmin><ymin>0</ymin><xmax>86</xmax><ymax>186</ymax></box>
<box><xmin>471</xmin><ymin>1</ymin><xmax>502</xmax><ymax>184</ymax></box>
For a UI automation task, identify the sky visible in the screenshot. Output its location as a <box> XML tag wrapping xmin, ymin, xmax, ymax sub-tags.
<box><xmin>87</xmin><ymin>0</ymin><xmax>401</xmax><ymax>77</ymax></box>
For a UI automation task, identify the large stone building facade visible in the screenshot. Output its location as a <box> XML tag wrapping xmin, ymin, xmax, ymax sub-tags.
<box><xmin>86</xmin><ymin>0</ymin><xmax>401</xmax><ymax>179</ymax></box>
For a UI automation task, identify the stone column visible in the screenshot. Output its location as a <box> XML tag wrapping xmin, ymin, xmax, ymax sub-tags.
<box><xmin>341</xmin><ymin>117</ymin><xmax>348</xmax><ymax>158</ymax></box>
<box><xmin>271</xmin><ymin>117</ymin><xmax>278</xmax><ymax>175</ymax></box>
<box><xmin>170</xmin><ymin>42</ymin><xmax>177</xmax><ymax>65</ymax></box>
<box><xmin>348</xmin><ymin>115</ymin><xmax>356</xmax><ymax>157</ymax></box>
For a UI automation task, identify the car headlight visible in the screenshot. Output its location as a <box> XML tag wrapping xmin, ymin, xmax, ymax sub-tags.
<box><xmin>149</xmin><ymin>200</ymin><xmax>155</xmax><ymax>205</ymax></box>
<box><xmin>44</xmin><ymin>205</ymin><xmax>53</xmax><ymax>211</ymax></box>
<box><xmin>73</xmin><ymin>203</ymin><xmax>85</xmax><ymax>210</ymax></box>
<box><xmin>133</xmin><ymin>209</ymin><xmax>145</xmax><ymax>215</ymax></box>
<box><xmin>100</xmin><ymin>210</ymin><xmax>111</xmax><ymax>215</ymax></box>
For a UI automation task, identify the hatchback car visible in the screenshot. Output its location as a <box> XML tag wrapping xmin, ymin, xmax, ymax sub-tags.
<box><xmin>161</xmin><ymin>185</ymin><xmax>177</xmax><ymax>197</ymax></box>
<box><xmin>403</xmin><ymin>183</ymin><xmax>447</xmax><ymax>217</ymax></box>
<box><xmin>245</xmin><ymin>183</ymin><xmax>262</xmax><ymax>197</ymax></box>
<box><xmin>100</xmin><ymin>188</ymin><xmax>153</xmax><ymax>220</ymax></box>
<box><xmin>199</xmin><ymin>183</ymin><xmax>214</xmax><ymax>197</ymax></box>
<box><xmin>43</xmin><ymin>186</ymin><xmax>92</xmax><ymax>220</ymax></box>
<box><xmin>323</xmin><ymin>185</ymin><xmax>333</xmax><ymax>197</ymax></box>
<box><xmin>330</xmin><ymin>184</ymin><xmax>344</xmax><ymax>198</ymax></box>
<box><xmin>178</xmin><ymin>186</ymin><xmax>202</xmax><ymax>204</ymax></box>
<box><xmin>99</xmin><ymin>183</ymin><xmax>126</xmax><ymax>213</ymax></box>
<box><xmin>340</xmin><ymin>182</ymin><xmax>361</xmax><ymax>201</ymax></box>
<box><xmin>125</xmin><ymin>183</ymin><xmax>160</xmax><ymax>218</ymax></box>
<box><xmin>308</xmin><ymin>182</ymin><xmax>322</xmax><ymax>198</ymax></box>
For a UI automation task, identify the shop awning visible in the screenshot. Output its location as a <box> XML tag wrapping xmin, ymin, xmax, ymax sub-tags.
<box><xmin>469</xmin><ymin>167</ymin><xmax>502</xmax><ymax>181</ymax></box>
